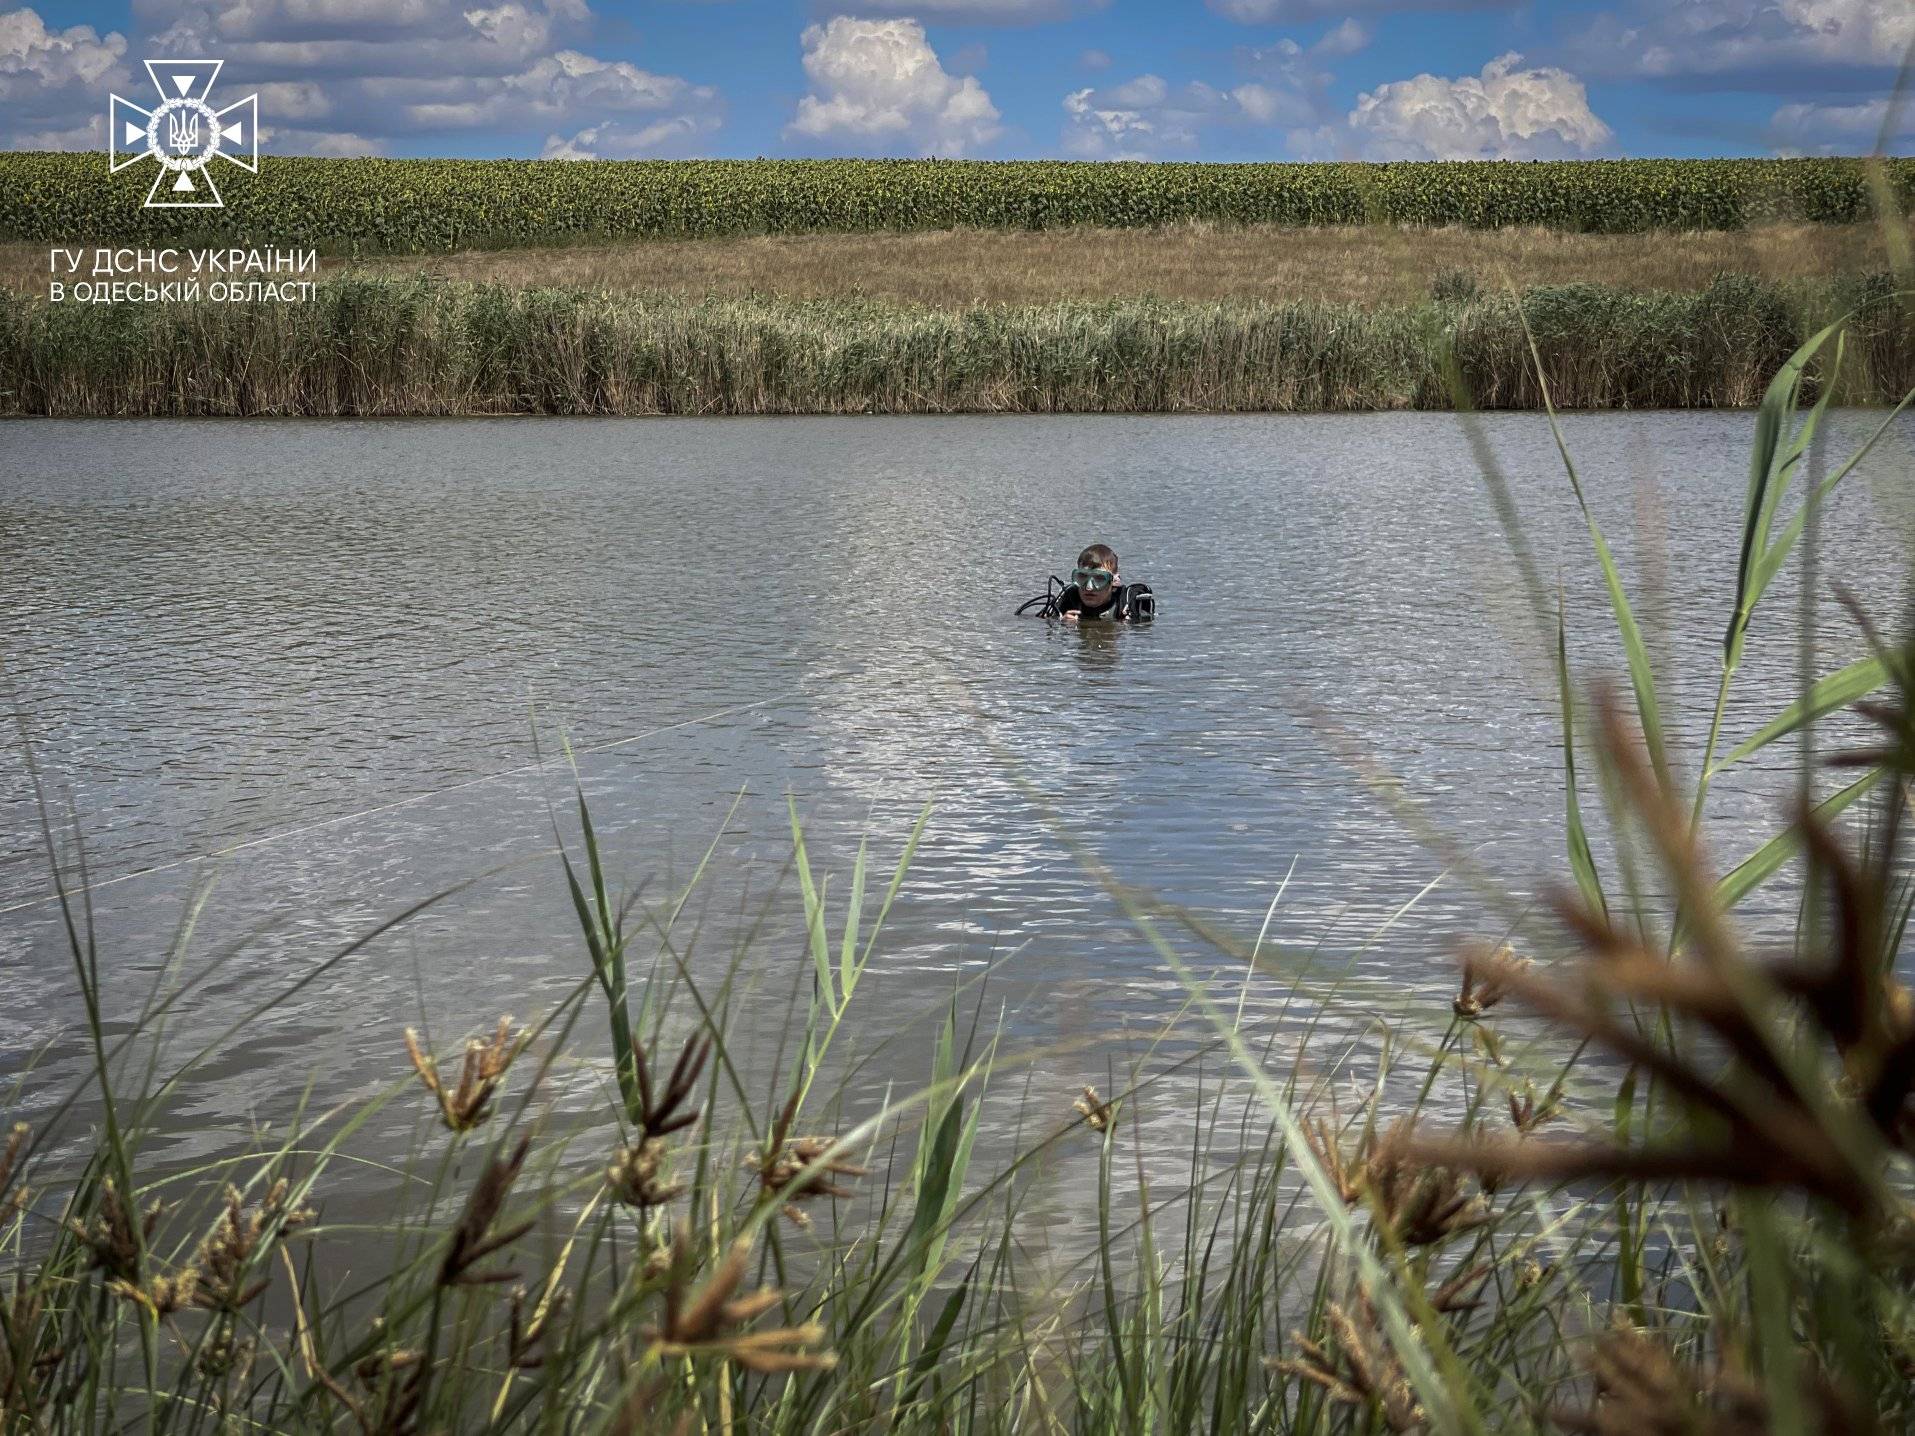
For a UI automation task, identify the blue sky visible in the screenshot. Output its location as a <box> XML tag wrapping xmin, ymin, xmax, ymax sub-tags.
<box><xmin>5</xmin><ymin>0</ymin><xmax>1911</xmax><ymax>160</ymax></box>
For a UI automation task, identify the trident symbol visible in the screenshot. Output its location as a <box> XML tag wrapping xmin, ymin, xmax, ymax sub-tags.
<box><xmin>109</xmin><ymin>60</ymin><xmax>259</xmax><ymax>210</ymax></box>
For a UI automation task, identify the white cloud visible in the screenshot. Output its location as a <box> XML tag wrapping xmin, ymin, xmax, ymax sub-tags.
<box><xmin>542</xmin><ymin>111</ymin><xmax>720</xmax><ymax>158</ymax></box>
<box><xmin>138</xmin><ymin>0</ymin><xmax>581</xmax><ymax>77</ymax></box>
<box><xmin>1231</xmin><ymin>82</ymin><xmax>1315</xmax><ymax>126</ymax></box>
<box><xmin>821</xmin><ymin>0</ymin><xmax>1098</xmax><ymax>21</ymax></box>
<box><xmin>1208</xmin><ymin>0</ymin><xmax>1511</xmax><ymax>21</ymax></box>
<box><xmin>1770</xmin><ymin>97</ymin><xmax>1914</xmax><ymax>153</ymax></box>
<box><xmin>400</xmin><ymin>50</ymin><xmax>720</xmax><ymax>131</ymax></box>
<box><xmin>69</xmin><ymin>0</ymin><xmax>726</xmax><ymax>156</ymax></box>
<box><xmin>0</xmin><ymin>6</ymin><xmax>130</xmax><ymax>150</ymax></box>
<box><xmin>1062</xmin><ymin>74</ymin><xmax>1309</xmax><ymax>158</ymax></box>
<box><xmin>1345</xmin><ymin>52</ymin><xmax>1612</xmax><ymax>160</ymax></box>
<box><xmin>1079</xmin><ymin>48</ymin><xmax>1111</xmax><ymax>71</ymax></box>
<box><xmin>1574</xmin><ymin>0</ymin><xmax>1914</xmax><ymax>82</ymax></box>
<box><xmin>270</xmin><ymin>128</ymin><xmax>391</xmax><ymax>155</ymax></box>
<box><xmin>15</xmin><ymin>115</ymin><xmax>105</xmax><ymax>147</ymax></box>
<box><xmin>1060</xmin><ymin>23</ymin><xmax>1362</xmax><ymax>160</ymax></box>
<box><xmin>787</xmin><ymin>17</ymin><xmax>1001</xmax><ymax>156</ymax></box>
<box><xmin>1311</xmin><ymin>18</ymin><xmax>1371</xmax><ymax>58</ymax></box>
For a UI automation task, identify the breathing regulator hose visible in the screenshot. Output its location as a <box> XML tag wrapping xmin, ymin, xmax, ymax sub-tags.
<box><xmin>1015</xmin><ymin>575</ymin><xmax>1068</xmax><ymax>619</ymax></box>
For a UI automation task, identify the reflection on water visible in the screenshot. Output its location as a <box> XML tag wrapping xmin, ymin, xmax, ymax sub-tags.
<box><xmin>1</xmin><ymin>411</ymin><xmax>1909</xmax><ymax>1220</ymax></box>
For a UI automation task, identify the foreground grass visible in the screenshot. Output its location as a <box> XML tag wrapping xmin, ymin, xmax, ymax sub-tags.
<box><xmin>2</xmin><ymin>317</ymin><xmax>1913</xmax><ymax>1433</ymax></box>
<box><xmin>6</xmin><ymin>221</ymin><xmax>1911</xmax><ymax>308</ymax></box>
<box><xmin>3</xmin><ymin>272</ymin><xmax>1910</xmax><ymax>416</ymax></box>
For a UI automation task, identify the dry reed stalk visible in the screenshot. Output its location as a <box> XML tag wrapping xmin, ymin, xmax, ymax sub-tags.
<box><xmin>506</xmin><ymin>1284</ymin><xmax>567</xmax><ymax>1369</ymax></box>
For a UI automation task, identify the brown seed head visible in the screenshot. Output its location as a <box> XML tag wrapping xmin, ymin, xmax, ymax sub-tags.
<box><xmin>645</xmin><ymin>1230</ymin><xmax>835</xmax><ymax>1375</ymax></box>
<box><xmin>1272</xmin><ymin>1298</ymin><xmax>1422</xmax><ymax>1433</ymax></box>
<box><xmin>632</xmin><ymin>1033</ymin><xmax>713</xmax><ymax>1142</ymax></box>
<box><xmin>440</xmin><ymin>1134</ymin><xmax>534</xmax><ymax>1288</ymax></box>
<box><xmin>608</xmin><ymin>1137</ymin><xmax>684</xmax><ymax>1211</ymax></box>
<box><xmin>190</xmin><ymin>1180</ymin><xmax>311</xmax><ymax>1312</ymax></box>
<box><xmin>748</xmin><ymin>1097</ymin><xmax>866</xmax><ymax>1227</ymax></box>
<box><xmin>1311</xmin><ymin>1118</ymin><xmax>1490</xmax><ymax>1247</ymax></box>
<box><xmin>0</xmin><ymin>1123</ymin><xmax>28</xmax><ymax>1216</ymax></box>
<box><xmin>67</xmin><ymin>1178</ymin><xmax>159</xmax><ymax>1285</ymax></box>
<box><xmin>1454</xmin><ymin>944</ymin><xmax>1531</xmax><ymax>1019</ymax></box>
<box><xmin>1074</xmin><ymin>1086</ymin><xmax>1115</xmax><ymax>1133</ymax></box>
<box><xmin>405</xmin><ymin>1017</ymin><xmax>524</xmax><ymax>1133</ymax></box>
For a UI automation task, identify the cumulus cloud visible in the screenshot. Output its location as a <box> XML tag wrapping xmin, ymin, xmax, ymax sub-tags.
<box><xmin>400</xmin><ymin>51</ymin><xmax>719</xmax><ymax>133</ymax></box>
<box><xmin>1770</xmin><ymin>97</ymin><xmax>1914</xmax><ymax>153</ymax></box>
<box><xmin>1062</xmin><ymin>75</ymin><xmax>1317</xmax><ymax>157</ymax></box>
<box><xmin>1062</xmin><ymin>23</ymin><xmax>1359</xmax><ymax>160</ymax></box>
<box><xmin>51</xmin><ymin>0</ymin><xmax>726</xmax><ymax>156</ymax></box>
<box><xmin>1345</xmin><ymin>53</ymin><xmax>1612</xmax><ymax>160</ymax></box>
<box><xmin>1</xmin><ymin>6</ymin><xmax>130</xmax><ymax>150</ymax></box>
<box><xmin>1573</xmin><ymin>0</ymin><xmax>1913</xmax><ymax>84</ymax></box>
<box><xmin>787</xmin><ymin>17</ymin><xmax>1001</xmax><ymax>156</ymax></box>
<box><xmin>136</xmin><ymin>0</ymin><xmax>580</xmax><ymax>76</ymax></box>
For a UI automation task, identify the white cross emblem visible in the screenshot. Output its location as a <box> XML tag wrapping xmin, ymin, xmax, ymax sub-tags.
<box><xmin>109</xmin><ymin>61</ymin><xmax>259</xmax><ymax>210</ymax></box>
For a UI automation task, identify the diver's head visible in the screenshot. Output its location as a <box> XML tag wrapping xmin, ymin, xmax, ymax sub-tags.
<box><xmin>1072</xmin><ymin>543</ymin><xmax>1120</xmax><ymax>610</ymax></box>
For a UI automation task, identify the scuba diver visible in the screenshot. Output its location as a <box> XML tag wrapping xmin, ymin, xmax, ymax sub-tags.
<box><xmin>1017</xmin><ymin>543</ymin><xmax>1155</xmax><ymax>622</ymax></box>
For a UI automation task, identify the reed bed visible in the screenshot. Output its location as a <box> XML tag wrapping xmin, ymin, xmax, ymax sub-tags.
<box><xmin>2</xmin><ymin>311</ymin><xmax>1914</xmax><ymax>1434</ymax></box>
<box><xmin>2</xmin><ymin>273</ymin><xmax>1909</xmax><ymax>416</ymax></box>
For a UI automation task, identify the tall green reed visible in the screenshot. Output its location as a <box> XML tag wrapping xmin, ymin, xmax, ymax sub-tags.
<box><xmin>3</xmin><ymin>274</ymin><xmax>1910</xmax><ymax>417</ymax></box>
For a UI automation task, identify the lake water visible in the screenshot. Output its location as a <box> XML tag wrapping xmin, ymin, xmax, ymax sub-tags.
<box><xmin>2</xmin><ymin>412</ymin><xmax>1910</xmax><ymax>1229</ymax></box>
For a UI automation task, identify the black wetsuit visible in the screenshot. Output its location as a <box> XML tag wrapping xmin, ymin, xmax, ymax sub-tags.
<box><xmin>1057</xmin><ymin>582</ymin><xmax>1149</xmax><ymax>620</ymax></box>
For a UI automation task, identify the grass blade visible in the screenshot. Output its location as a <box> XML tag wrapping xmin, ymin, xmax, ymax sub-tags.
<box><xmin>1557</xmin><ymin>594</ymin><xmax>1607</xmax><ymax>917</ymax></box>
<box><xmin>1713</xmin><ymin>655</ymin><xmax>1891</xmax><ymax>774</ymax></box>
<box><xmin>1714</xmin><ymin>767</ymin><xmax>1885</xmax><ymax>910</ymax></box>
